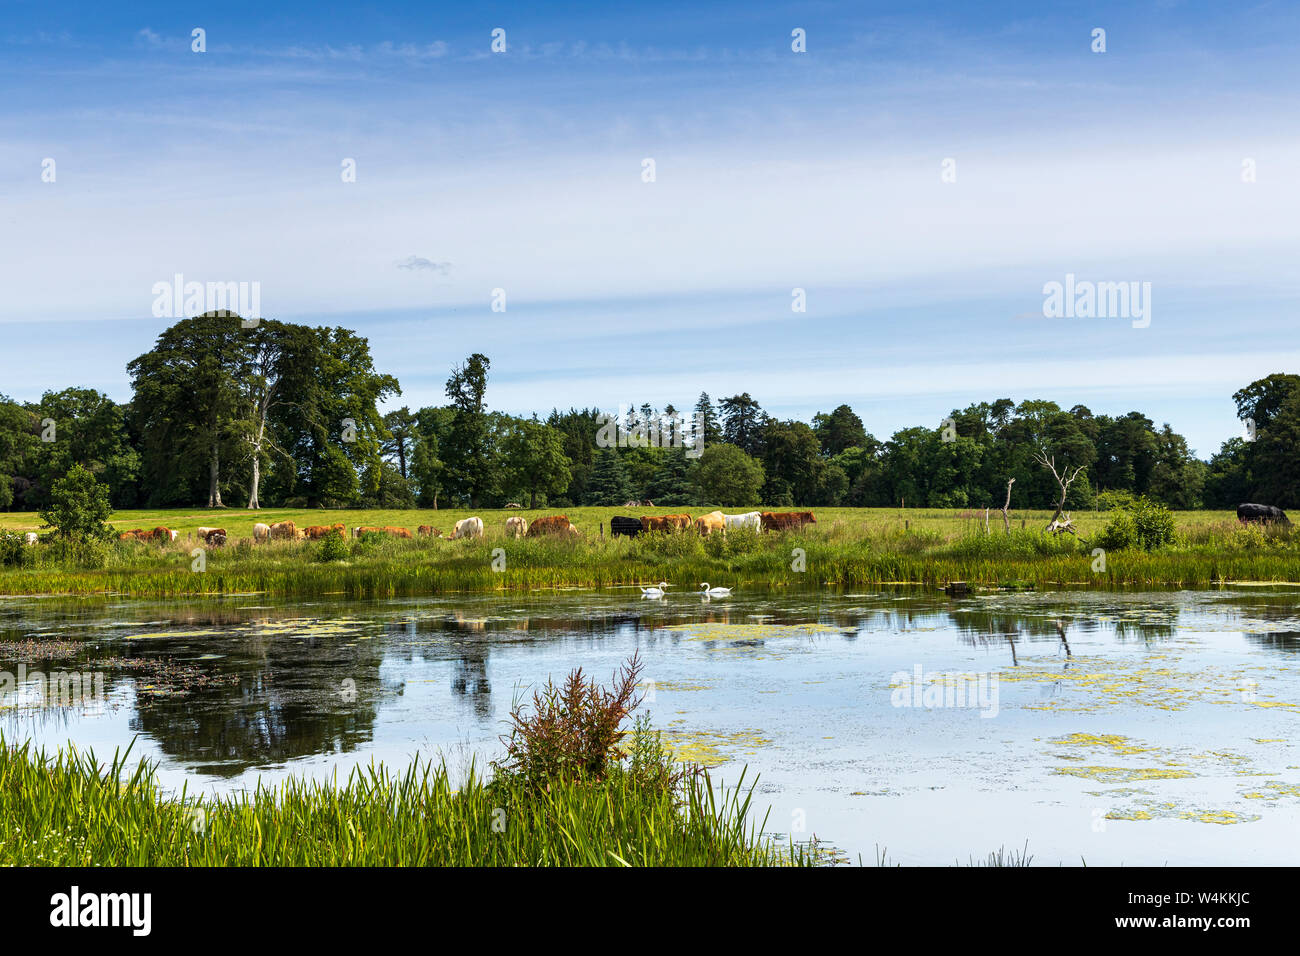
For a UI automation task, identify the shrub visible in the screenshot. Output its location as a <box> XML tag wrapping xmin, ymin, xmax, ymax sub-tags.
<box><xmin>318</xmin><ymin>529</ymin><xmax>350</xmax><ymax>562</ymax></box>
<box><xmin>1132</xmin><ymin>497</ymin><xmax>1176</xmax><ymax>550</ymax></box>
<box><xmin>1094</xmin><ymin>496</ymin><xmax>1175</xmax><ymax>551</ymax></box>
<box><xmin>492</xmin><ymin>653</ymin><xmax>649</xmax><ymax>793</ymax></box>
<box><xmin>38</xmin><ymin>464</ymin><xmax>113</xmax><ymax>541</ymax></box>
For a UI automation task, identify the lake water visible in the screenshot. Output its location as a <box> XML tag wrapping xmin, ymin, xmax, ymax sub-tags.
<box><xmin>2</xmin><ymin>586</ymin><xmax>1298</xmax><ymax>865</ymax></box>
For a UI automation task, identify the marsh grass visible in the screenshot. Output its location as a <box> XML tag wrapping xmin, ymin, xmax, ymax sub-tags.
<box><xmin>1</xmin><ymin>507</ymin><xmax>1297</xmax><ymax>594</ymax></box>
<box><xmin>1</xmin><ymin>654</ymin><xmax>807</xmax><ymax>868</ymax></box>
<box><xmin>0</xmin><ymin>736</ymin><xmax>804</xmax><ymax>866</ymax></box>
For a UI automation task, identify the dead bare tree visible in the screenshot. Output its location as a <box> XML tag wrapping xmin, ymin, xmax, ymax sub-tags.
<box><xmin>1001</xmin><ymin>478</ymin><xmax>1015</xmax><ymax>535</ymax></box>
<box><xmin>1033</xmin><ymin>451</ymin><xmax>1086</xmax><ymax>529</ymax></box>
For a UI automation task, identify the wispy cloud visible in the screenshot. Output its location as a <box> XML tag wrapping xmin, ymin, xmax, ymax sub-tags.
<box><xmin>395</xmin><ymin>256</ymin><xmax>450</xmax><ymax>274</ymax></box>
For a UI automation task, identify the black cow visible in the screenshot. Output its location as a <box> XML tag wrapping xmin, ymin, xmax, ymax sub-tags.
<box><xmin>1237</xmin><ymin>503</ymin><xmax>1290</xmax><ymax>524</ymax></box>
<box><xmin>611</xmin><ymin>516</ymin><xmax>643</xmax><ymax>538</ymax></box>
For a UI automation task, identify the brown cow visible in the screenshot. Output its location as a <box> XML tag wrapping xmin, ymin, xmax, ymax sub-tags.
<box><xmin>117</xmin><ymin>528</ymin><xmax>147</xmax><ymax>541</ymax></box>
<box><xmin>760</xmin><ymin>511</ymin><xmax>817</xmax><ymax>532</ymax></box>
<box><xmin>641</xmin><ymin>513</ymin><xmax>691</xmax><ymax>533</ymax></box>
<box><xmin>269</xmin><ymin>520</ymin><xmax>297</xmax><ymax>540</ymax></box>
<box><xmin>526</xmin><ymin>515</ymin><xmax>572</xmax><ymax>536</ymax></box>
<box><xmin>694</xmin><ymin>511</ymin><xmax>725</xmax><ymax>535</ymax></box>
<box><xmin>417</xmin><ymin>525</ymin><xmax>441</xmax><ymax>537</ymax></box>
<box><xmin>353</xmin><ymin>526</ymin><xmax>410</xmax><ymax>539</ymax></box>
<box><xmin>302</xmin><ymin>524</ymin><xmax>346</xmax><ymax>539</ymax></box>
<box><xmin>202</xmin><ymin>528</ymin><xmax>227</xmax><ymax>547</ymax></box>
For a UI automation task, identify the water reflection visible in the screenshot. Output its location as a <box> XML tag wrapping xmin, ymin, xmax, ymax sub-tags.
<box><xmin>1</xmin><ymin>587</ymin><xmax>1298</xmax><ymax>782</ymax></box>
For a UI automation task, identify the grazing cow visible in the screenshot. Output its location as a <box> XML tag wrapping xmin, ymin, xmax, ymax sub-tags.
<box><xmin>527</xmin><ymin>515</ymin><xmax>572</xmax><ymax>537</ymax></box>
<box><xmin>622</xmin><ymin>500</ymin><xmax>654</xmax><ymax>508</ymax></box>
<box><xmin>641</xmin><ymin>513</ymin><xmax>692</xmax><ymax>533</ymax></box>
<box><xmin>1238</xmin><ymin>503</ymin><xmax>1290</xmax><ymax>525</ymax></box>
<box><xmin>504</xmin><ymin>502</ymin><xmax>522</xmax><ymax>509</ymax></box>
<box><xmin>566</xmin><ymin>525</ymin><xmax>582</xmax><ymax>537</ymax></box>
<box><xmin>23</xmin><ymin>532</ymin><xmax>37</xmax><ymax>546</ymax></box>
<box><xmin>196</xmin><ymin>526</ymin><xmax>221</xmax><ymax>541</ymax></box>
<box><xmin>123</xmin><ymin>527</ymin><xmax>172</xmax><ymax>543</ymax></box>
<box><xmin>505</xmin><ymin>516</ymin><xmax>528</xmax><ymax>538</ymax></box>
<box><xmin>202</xmin><ymin>528</ymin><xmax>227</xmax><ymax>547</ymax></box>
<box><xmin>353</xmin><ymin>526</ymin><xmax>408</xmax><ymax>538</ymax></box>
<box><xmin>760</xmin><ymin>511</ymin><xmax>817</xmax><ymax>532</ymax></box>
<box><xmin>724</xmin><ymin>511</ymin><xmax>762</xmax><ymax>532</ymax></box>
<box><xmin>611</xmin><ymin>516</ymin><xmax>643</xmax><ymax>538</ymax></box>
<box><xmin>417</xmin><ymin>525</ymin><xmax>441</xmax><ymax>537</ymax></box>
<box><xmin>451</xmin><ymin>517</ymin><xmax>484</xmax><ymax>540</ymax></box>
<box><xmin>269</xmin><ymin>520</ymin><xmax>297</xmax><ymax>540</ymax></box>
<box><xmin>694</xmin><ymin>511</ymin><xmax>726</xmax><ymax>535</ymax></box>
<box><xmin>253</xmin><ymin>522</ymin><xmax>271</xmax><ymax>543</ymax></box>
<box><xmin>302</xmin><ymin>524</ymin><xmax>346</xmax><ymax>539</ymax></box>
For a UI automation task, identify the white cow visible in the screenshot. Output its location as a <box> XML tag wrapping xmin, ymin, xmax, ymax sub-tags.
<box><xmin>451</xmin><ymin>516</ymin><xmax>485</xmax><ymax>540</ymax></box>
<box><xmin>723</xmin><ymin>511</ymin><xmax>762</xmax><ymax>532</ymax></box>
<box><xmin>253</xmin><ymin>522</ymin><xmax>271</xmax><ymax>543</ymax></box>
<box><xmin>23</xmin><ymin>532</ymin><xmax>37</xmax><ymax>546</ymax></box>
<box><xmin>505</xmin><ymin>516</ymin><xmax>528</xmax><ymax>538</ymax></box>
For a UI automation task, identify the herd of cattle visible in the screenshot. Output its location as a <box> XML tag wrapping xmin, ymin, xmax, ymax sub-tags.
<box><xmin>617</xmin><ymin>510</ymin><xmax>816</xmax><ymax>536</ymax></box>
<box><xmin>100</xmin><ymin>510</ymin><xmax>816</xmax><ymax>548</ymax></box>
<box><xmin>16</xmin><ymin>504</ymin><xmax>1287</xmax><ymax>549</ymax></box>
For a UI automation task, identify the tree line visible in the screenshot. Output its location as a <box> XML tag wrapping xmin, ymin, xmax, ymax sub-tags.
<box><xmin>0</xmin><ymin>315</ymin><xmax>1295</xmax><ymax>512</ymax></box>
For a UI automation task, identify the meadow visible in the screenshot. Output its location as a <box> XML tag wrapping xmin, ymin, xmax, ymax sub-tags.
<box><xmin>1</xmin><ymin>506</ymin><xmax>1297</xmax><ymax>596</ymax></box>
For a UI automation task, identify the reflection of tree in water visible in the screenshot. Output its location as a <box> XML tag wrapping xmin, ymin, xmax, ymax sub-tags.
<box><xmin>15</xmin><ymin>590</ymin><xmax>1300</xmax><ymax>782</ymax></box>
<box><xmin>126</xmin><ymin>625</ymin><xmax>387</xmax><ymax>777</ymax></box>
<box><xmin>948</xmin><ymin>604</ymin><xmax>1176</xmax><ymax>654</ymax></box>
<box><xmin>1245</xmin><ymin>631</ymin><xmax>1300</xmax><ymax>655</ymax></box>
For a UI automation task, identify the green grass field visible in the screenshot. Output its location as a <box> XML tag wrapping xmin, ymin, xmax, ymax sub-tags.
<box><xmin>1</xmin><ymin>505</ymin><xmax>1297</xmax><ymax>594</ymax></box>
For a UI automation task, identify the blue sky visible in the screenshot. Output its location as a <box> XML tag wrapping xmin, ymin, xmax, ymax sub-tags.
<box><xmin>2</xmin><ymin>1</ymin><xmax>1298</xmax><ymax>457</ymax></box>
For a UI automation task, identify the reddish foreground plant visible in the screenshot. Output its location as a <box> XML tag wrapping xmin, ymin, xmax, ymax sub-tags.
<box><xmin>493</xmin><ymin>652</ymin><xmax>646</xmax><ymax>790</ymax></box>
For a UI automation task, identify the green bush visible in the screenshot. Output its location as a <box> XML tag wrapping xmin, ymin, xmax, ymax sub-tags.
<box><xmin>1132</xmin><ymin>498</ymin><xmax>1176</xmax><ymax>550</ymax></box>
<box><xmin>318</xmin><ymin>529</ymin><xmax>350</xmax><ymax>562</ymax></box>
<box><xmin>1094</xmin><ymin>496</ymin><xmax>1175</xmax><ymax>551</ymax></box>
<box><xmin>38</xmin><ymin>464</ymin><xmax>113</xmax><ymax>541</ymax></box>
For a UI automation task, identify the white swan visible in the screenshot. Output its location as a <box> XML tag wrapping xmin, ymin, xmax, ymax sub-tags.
<box><xmin>699</xmin><ymin>582</ymin><xmax>732</xmax><ymax>597</ymax></box>
<box><xmin>640</xmin><ymin>581</ymin><xmax>671</xmax><ymax>598</ymax></box>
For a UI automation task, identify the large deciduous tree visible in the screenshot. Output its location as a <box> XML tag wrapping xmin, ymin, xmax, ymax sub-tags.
<box><xmin>128</xmin><ymin>313</ymin><xmax>243</xmax><ymax>507</ymax></box>
<box><xmin>442</xmin><ymin>354</ymin><xmax>495</xmax><ymax>508</ymax></box>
